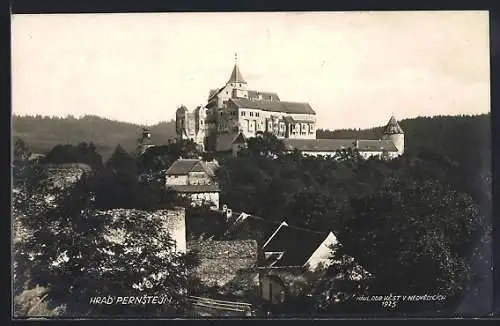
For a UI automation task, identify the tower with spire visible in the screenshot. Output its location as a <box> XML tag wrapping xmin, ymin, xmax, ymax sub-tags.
<box><xmin>382</xmin><ymin>115</ymin><xmax>405</xmax><ymax>155</ymax></box>
<box><xmin>227</xmin><ymin>53</ymin><xmax>248</xmax><ymax>99</ymax></box>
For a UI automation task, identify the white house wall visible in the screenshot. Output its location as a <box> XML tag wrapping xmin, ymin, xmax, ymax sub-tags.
<box><xmin>180</xmin><ymin>192</ymin><xmax>220</xmax><ymax>209</ymax></box>
<box><xmin>166</xmin><ymin>175</ymin><xmax>188</xmax><ymax>185</ymax></box>
<box><xmin>305</xmin><ymin>231</ymin><xmax>338</xmax><ymax>271</ymax></box>
<box><xmin>297</xmin><ymin>150</ymin><xmax>400</xmax><ymax>160</ymax></box>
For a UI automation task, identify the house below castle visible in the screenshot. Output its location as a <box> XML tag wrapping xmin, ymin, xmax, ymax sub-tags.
<box><xmin>165</xmin><ymin>158</ymin><xmax>221</xmax><ymax>209</ymax></box>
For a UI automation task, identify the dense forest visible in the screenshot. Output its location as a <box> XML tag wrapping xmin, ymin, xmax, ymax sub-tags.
<box><xmin>12</xmin><ymin>112</ymin><xmax>492</xmax><ymax>316</ymax></box>
<box><xmin>13</xmin><ymin>113</ymin><xmax>490</xmax><ymax>175</ymax></box>
<box><xmin>12</xmin><ymin>114</ymin><xmax>177</xmax><ymax>161</ymax></box>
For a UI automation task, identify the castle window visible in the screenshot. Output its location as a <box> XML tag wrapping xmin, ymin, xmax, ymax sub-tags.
<box><xmin>250</xmin><ymin>112</ymin><xmax>254</xmax><ymax>117</ymax></box>
<box><xmin>241</xmin><ymin>111</ymin><xmax>246</xmax><ymax>116</ymax></box>
<box><xmin>256</xmin><ymin>112</ymin><xmax>260</xmax><ymax>117</ymax></box>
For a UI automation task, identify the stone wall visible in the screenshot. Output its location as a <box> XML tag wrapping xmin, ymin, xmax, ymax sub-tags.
<box><xmin>45</xmin><ymin>163</ymin><xmax>92</xmax><ymax>190</ymax></box>
<box><xmin>98</xmin><ymin>207</ymin><xmax>186</xmax><ymax>253</ymax></box>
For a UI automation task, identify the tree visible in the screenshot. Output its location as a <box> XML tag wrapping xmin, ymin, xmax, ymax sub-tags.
<box><xmin>13</xmin><ymin>138</ymin><xmax>30</xmax><ymax>163</ymax></box>
<box><xmin>245</xmin><ymin>132</ymin><xmax>285</xmax><ymax>158</ymax></box>
<box><xmin>43</xmin><ymin>142</ymin><xmax>103</xmax><ymax>170</ymax></box>
<box><xmin>331</xmin><ymin>176</ymin><xmax>483</xmax><ymax>313</ymax></box>
<box><xmin>14</xmin><ymin>165</ymin><xmax>199</xmax><ymax>317</ymax></box>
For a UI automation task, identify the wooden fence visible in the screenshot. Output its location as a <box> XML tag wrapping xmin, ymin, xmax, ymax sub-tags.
<box><xmin>187</xmin><ymin>295</ymin><xmax>256</xmax><ymax>317</ymax></box>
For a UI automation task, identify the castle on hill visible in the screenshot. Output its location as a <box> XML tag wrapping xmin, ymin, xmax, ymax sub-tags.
<box><xmin>174</xmin><ymin>57</ymin><xmax>405</xmax><ymax>159</ymax></box>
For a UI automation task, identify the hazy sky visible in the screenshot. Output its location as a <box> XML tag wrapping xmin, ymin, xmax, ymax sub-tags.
<box><xmin>12</xmin><ymin>11</ymin><xmax>490</xmax><ymax>129</ymax></box>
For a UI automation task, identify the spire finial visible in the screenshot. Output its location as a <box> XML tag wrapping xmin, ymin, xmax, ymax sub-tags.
<box><xmin>234</xmin><ymin>52</ymin><xmax>238</xmax><ymax>64</ymax></box>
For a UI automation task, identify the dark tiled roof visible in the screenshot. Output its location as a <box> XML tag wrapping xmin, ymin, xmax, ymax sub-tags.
<box><xmin>226</xmin><ymin>214</ymin><xmax>286</xmax><ymax>246</ymax></box>
<box><xmin>247</xmin><ymin>90</ymin><xmax>280</xmax><ymax>101</ymax></box>
<box><xmin>358</xmin><ymin>139</ymin><xmax>398</xmax><ymax>152</ymax></box>
<box><xmin>166</xmin><ymin>159</ymin><xmax>206</xmax><ymax>175</ymax></box>
<box><xmin>167</xmin><ymin>184</ymin><xmax>220</xmax><ymax>193</ymax></box>
<box><xmin>187</xmin><ymin>239</ymin><xmax>258</xmax><ymax>286</ymax></box>
<box><xmin>229</xmin><ymin>98</ymin><xmax>316</xmax><ymax>115</ymax></box>
<box><xmin>282</xmin><ymin>138</ymin><xmax>398</xmax><ymax>153</ymax></box>
<box><xmin>228</xmin><ymin>64</ymin><xmax>247</xmax><ymax>84</ymax></box>
<box><xmin>261</xmin><ymin>225</ymin><xmax>330</xmax><ymax>267</ymax></box>
<box><xmin>383</xmin><ymin>116</ymin><xmax>404</xmax><ymax>134</ymax></box>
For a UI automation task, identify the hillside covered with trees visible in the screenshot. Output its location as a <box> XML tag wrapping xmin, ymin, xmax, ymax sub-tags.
<box><xmin>12</xmin><ymin>112</ymin><xmax>491</xmax><ymax>316</ymax></box>
<box><xmin>13</xmin><ymin>113</ymin><xmax>489</xmax><ymax>172</ymax></box>
<box><xmin>12</xmin><ymin>115</ymin><xmax>176</xmax><ymax>161</ymax></box>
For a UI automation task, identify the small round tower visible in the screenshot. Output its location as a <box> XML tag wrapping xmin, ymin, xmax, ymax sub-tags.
<box><xmin>136</xmin><ymin>127</ymin><xmax>154</xmax><ymax>155</ymax></box>
<box><xmin>382</xmin><ymin>115</ymin><xmax>405</xmax><ymax>155</ymax></box>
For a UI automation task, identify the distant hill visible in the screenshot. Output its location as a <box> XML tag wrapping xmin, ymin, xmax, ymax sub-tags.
<box><xmin>13</xmin><ymin>113</ymin><xmax>490</xmax><ymax>173</ymax></box>
<box><xmin>317</xmin><ymin>114</ymin><xmax>491</xmax><ymax>176</ymax></box>
<box><xmin>12</xmin><ymin>115</ymin><xmax>176</xmax><ymax>161</ymax></box>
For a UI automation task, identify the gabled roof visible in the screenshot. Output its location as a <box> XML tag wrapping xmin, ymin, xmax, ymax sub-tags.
<box><xmin>261</xmin><ymin>224</ymin><xmax>331</xmax><ymax>267</ymax></box>
<box><xmin>383</xmin><ymin>116</ymin><xmax>404</xmax><ymax>135</ymax></box>
<box><xmin>282</xmin><ymin>138</ymin><xmax>398</xmax><ymax>153</ymax></box>
<box><xmin>165</xmin><ymin>159</ymin><xmax>206</xmax><ymax>175</ymax></box>
<box><xmin>203</xmin><ymin>161</ymin><xmax>220</xmax><ymax>177</ymax></box>
<box><xmin>232</xmin><ymin>132</ymin><xmax>246</xmax><ymax>144</ymax></box>
<box><xmin>228</xmin><ymin>64</ymin><xmax>247</xmax><ymax>84</ymax></box>
<box><xmin>225</xmin><ymin>214</ymin><xmax>286</xmax><ymax>246</ymax></box>
<box><xmin>229</xmin><ymin>98</ymin><xmax>316</xmax><ymax>115</ymax></box>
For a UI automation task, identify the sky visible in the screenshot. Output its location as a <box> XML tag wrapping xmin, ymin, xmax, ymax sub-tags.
<box><xmin>11</xmin><ymin>11</ymin><xmax>490</xmax><ymax>130</ymax></box>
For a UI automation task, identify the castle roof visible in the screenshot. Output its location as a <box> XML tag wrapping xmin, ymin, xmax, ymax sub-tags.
<box><xmin>228</xmin><ymin>64</ymin><xmax>247</xmax><ymax>84</ymax></box>
<box><xmin>282</xmin><ymin>138</ymin><xmax>398</xmax><ymax>153</ymax></box>
<box><xmin>208</xmin><ymin>88</ymin><xmax>281</xmax><ymax>103</ymax></box>
<box><xmin>247</xmin><ymin>90</ymin><xmax>280</xmax><ymax>101</ymax></box>
<box><xmin>383</xmin><ymin>116</ymin><xmax>404</xmax><ymax>134</ymax></box>
<box><xmin>229</xmin><ymin>98</ymin><xmax>316</xmax><ymax>115</ymax></box>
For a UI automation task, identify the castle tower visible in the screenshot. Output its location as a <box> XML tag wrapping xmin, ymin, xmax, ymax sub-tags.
<box><xmin>227</xmin><ymin>53</ymin><xmax>248</xmax><ymax>99</ymax></box>
<box><xmin>136</xmin><ymin>127</ymin><xmax>154</xmax><ymax>155</ymax></box>
<box><xmin>175</xmin><ymin>105</ymin><xmax>189</xmax><ymax>141</ymax></box>
<box><xmin>194</xmin><ymin>105</ymin><xmax>207</xmax><ymax>150</ymax></box>
<box><xmin>382</xmin><ymin>115</ymin><xmax>405</xmax><ymax>155</ymax></box>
